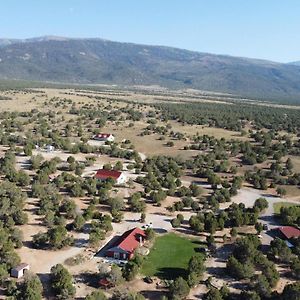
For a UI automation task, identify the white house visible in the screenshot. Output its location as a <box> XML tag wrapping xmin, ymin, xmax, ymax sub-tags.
<box><xmin>93</xmin><ymin>133</ymin><xmax>115</xmax><ymax>142</ymax></box>
<box><xmin>94</xmin><ymin>169</ymin><xmax>127</xmax><ymax>185</ymax></box>
<box><xmin>11</xmin><ymin>263</ymin><xmax>30</xmax><ymax>278</ymax></box>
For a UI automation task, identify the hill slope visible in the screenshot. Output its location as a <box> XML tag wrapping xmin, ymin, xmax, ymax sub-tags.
<box><xmin>289</xmin><ymin>61</ymin><xmax>300</xmax><ymax>66</ymax></box>
<box><xmin>0</xmin><ymin>37</ymin><xmax>300</xmax><ymax>100</ymax></box>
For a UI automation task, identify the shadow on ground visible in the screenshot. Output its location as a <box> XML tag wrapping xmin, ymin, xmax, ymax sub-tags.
<box><xmin>155</xmin><ymin>267</ymin><xmax>187</xmax><ymax>280</ymax></box>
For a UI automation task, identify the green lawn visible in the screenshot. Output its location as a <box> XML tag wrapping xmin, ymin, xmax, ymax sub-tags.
<box><xmin>273</xmin><ymin>202</ymin><xmax>299</xmax><ymax>214</ymax></box>
<box><xmin>141</xmin><ymin>233</ymin><xmax>202</xmax><ymax>279</ymax></box>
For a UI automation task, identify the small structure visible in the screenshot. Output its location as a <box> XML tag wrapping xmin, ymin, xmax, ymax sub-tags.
<box><xmin>93</xmin><ymin>133</ymin><xmax>115</xmax><ymax>142</ymax></box>
<box><xmin>94</xmin><ymin>169</ymin><xmax>127</xmax><ymax>185</ymax></box>
<box><xmin>46</xmin><ymin>144</ymin><xmax>55</xmax><ymax>152</ymax></box>
<box><xmin>99</xmin><ymin>278</ymin><xmax>114</xmax><ymax>289</ymax></box>
<box><xmin>106</xmin><ymin>227</ymin><xmax>146</xmax><ymax>260</ymax></box>
<box><xmin>11</xmin><ymin>263</ymin><xmax>30</xmax><ymax>278</ymax></box>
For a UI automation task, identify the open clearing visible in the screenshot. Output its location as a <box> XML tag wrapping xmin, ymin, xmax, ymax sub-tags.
<box><xmin>141</xmin><ymin>233</ymin><xmax>201</xmax><ymax>279</ymax></box>
<box><xmin>290</xmin><ymin>155</ymin><xmax>300</xmax><ymax>173</ymax></box>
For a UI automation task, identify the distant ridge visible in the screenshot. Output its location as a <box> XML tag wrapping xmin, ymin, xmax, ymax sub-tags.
<box><xmin>0</xmin><ymin>36</ymin><xmax>300</xmax><ymax>101</ymax></box>
<box><xmin>289</xmin><ymin>61</ymin><xmax>300</xmax><ymax>66</ymax></box>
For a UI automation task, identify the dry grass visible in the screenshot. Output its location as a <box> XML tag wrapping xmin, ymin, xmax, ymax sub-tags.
<box><xmin>169</xmin><ymin>121</ymin><xmax>249</xmax><ymax>141</ymax></box>
<box><xmin>289</xmin><ymin>156</ymin><xmax>300</xmax><ymax>173</ymax></box>
<box><xmin>279</xmin><ymin>185</ymin><xmax>300</xmax><ymax>198</ymax></box>
<box><xmin>103</xmin><ymin>121</ymin><xmax>195</xmax><ymax>159</ymax></box>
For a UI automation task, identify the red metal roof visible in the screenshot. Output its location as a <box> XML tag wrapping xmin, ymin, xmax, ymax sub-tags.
<box><xmin>109</xmin><ymin>227</ymin><xmax>146</xmax><ymax>254</ymax></box>
<box><xmin>278</xmin><ymin>226</ymin><xmax>300</xmax><ymax>239</ymax></box>
<box><xmin>99</xmin><ymin>278</ymin><xmax>113</xmax><ymax>287</ymax></box>
<box><xmin>94</xmin><ymin>169</ymin><xmax>122</xmax><ymax>180</ymax></box>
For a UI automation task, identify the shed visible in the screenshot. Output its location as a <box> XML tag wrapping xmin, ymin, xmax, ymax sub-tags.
<box><xmin>11</xmin><ymin>263</ymin><xmax>30</xmax><ymax>278</ymax></box>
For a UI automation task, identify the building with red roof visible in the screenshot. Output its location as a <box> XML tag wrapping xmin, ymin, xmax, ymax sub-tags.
<box><xmin>106</xmin><ymin>227</ymin><xmax>146</xmax><ymax>260</ymax></box>
<box><xmin>94</xmin><ymin>169</ymin><xmax>126</xmax><ymax>185</ymax></box>
<box><xmin>277</xmin><ymin>226</ymin><xmax>300</xmax><ymax>240</ymax></box>
<box><xmin>93</xmin><ymin>133</ymin><xmax>115</xmax><ymax>142</ymax></box>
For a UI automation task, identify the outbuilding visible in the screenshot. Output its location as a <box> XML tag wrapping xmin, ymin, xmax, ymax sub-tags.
<box><xmin>11</xmin><ymin>263</ymin><xmax>30</xmax><ymax>278</ymax></box>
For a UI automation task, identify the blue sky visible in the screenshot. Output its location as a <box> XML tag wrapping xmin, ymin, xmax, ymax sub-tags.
<box><xmin>0</xmin><ymin>0</ymin><xmax>299</xmax><ymax>62</ymax></box>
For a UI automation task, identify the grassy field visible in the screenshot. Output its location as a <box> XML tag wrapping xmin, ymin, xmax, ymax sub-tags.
<box><xmin>141</xmin><ymin>233</ymin><xmax>201</xmax><ymax>279</ymax></box>
<box><xmin>273</xmin><ymin>202</ymin><xmax>300</xmax><ymax>214</ymax></box>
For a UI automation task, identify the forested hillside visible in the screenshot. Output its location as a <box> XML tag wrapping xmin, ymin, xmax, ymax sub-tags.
<box><xmin>1</xmin><ymin>37</ymin><xmax>300</xmax><ymax>101</ymax></box>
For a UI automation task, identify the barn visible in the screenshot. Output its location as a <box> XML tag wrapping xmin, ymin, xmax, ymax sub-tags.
<box><xmin>106</xmin><ymin>227</ymin><xmax>146</xmax><ymax>260</ymax></box>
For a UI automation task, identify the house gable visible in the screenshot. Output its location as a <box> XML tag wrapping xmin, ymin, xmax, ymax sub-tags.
<box><xmin>105</xmin><ymin>227</ymin><xmax>146</xmax><ymax>260</ymax></box>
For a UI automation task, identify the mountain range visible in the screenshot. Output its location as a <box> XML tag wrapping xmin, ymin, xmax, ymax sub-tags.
<box><xmin>0</xmin><ymin>36</ymin><xmax>300</xmax><ymax>101</ymax></box>
<box><xmin>289</xmin><ymin>61</ymin><xmax>300</xmax><ymax>66</ymax></box>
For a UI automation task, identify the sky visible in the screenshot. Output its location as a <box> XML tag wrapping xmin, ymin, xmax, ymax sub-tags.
<box><xmin>0</xmin><ymin>0</ymin><xmax>299</xmax><ymax>63</ymax></box>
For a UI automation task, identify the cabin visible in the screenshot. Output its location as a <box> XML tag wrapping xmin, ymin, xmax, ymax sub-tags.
<box><xmin>93</xmin><ymin>133</ymin><xmax>115</xmax><ymax>142</ymax></box>
<box><xmin>94</xmin><ymin>169</ymin><xmax>127</xmax><ymax>185</ymax></box>
<box><xmin>106</xmin><ymin>227</ymin><xmax>146</xmax><ymax>260</ymax></box>
<box><xmin>277</xmin><ymin>226</ymin><xmax>300</xmax><ymax>247</ymax></box>
<box><xmin>11</xmin><ymin>263</ymin><xmax>30</xmax><ymax>278</ymax></box>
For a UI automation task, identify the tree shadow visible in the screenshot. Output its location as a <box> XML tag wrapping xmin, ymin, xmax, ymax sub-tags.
<box><xmin>22</xmin><ymin>240</ymin><xmax>35</xmax><ymax>249</ymax></box>
<box><xmin>266</xmin><ymin>228</ymin><xmax>280</xmax><ymax>239</ymax></box>
<box><xmin>261</xmin><ymin>193</ymin><xmax>277</xmax><ymax>198</ymax></box>
<box><xmin>18</xmin><ymin>161</ymin><xmax>32</xmax><ymax>170</ymax></box>
<box><xmin>124</xmin><ymin>219</ymin><xmax>138</xmax><ymax>223</ymax></box>
<box><xmin>153</xmin><ymin>211</ymin><xmax>167</xmax><ymax>216</ymax></box>
<box><xmin>213</xmin><ymin>243</ymin><xmax>234</xmax><ymax>261</ymax></box>
<box><xmin>258</xmin><ymin>215</ymin><xmax>279</xmax><ymax>226</ymax></box>
<box><xmin>163</xmin><ymin>218</ymin><xmax>173</xmax><ymax>223</ymax></box>
<box><xmin>74</xmin><ymin>272</ymin><xmax>100</xmax><ymax>288</ymax></box>
<box><xmin>37</xmin><ymin>272</ymin><xmax>51</xmax><ymax>283</ymax></box>
<box><xmin>140</xmin><ymin>290</ymin><xmax>168</xmax><ymax>300</ymax></box>
<box><xmin>36</xmin><ymin>273</ymin><xmax>53</xmax><ymax>299</ymax></box>
<box><xmin>174</xmin><ymin>228</ymin><xmax>199</xmax><ymax>236</ymax></box>
<box><xmin>153</xmin><ymin>228</ymin><xmax>168</xmax><ymax>234</ymax></box>
<box><xmin>192</xmin><ymin>240</ymin><xmax>204</xmax><ymax>245</ymax></box>
<box><xmin>95</xmin><ymin>235</ymin><xmax>121</xmax><ymax>257</ymax></box>
<box><xmin>74</xmin><ymin>237</ymin><xmax>88</xmax><ymax>248</ymax></box>
<box><xmin>155</xmin><ymin>267</ymin><xmax>187</xmax><ymax>280</ymax></box>
<box><xmin>206</xmin><ymin>266</ymin><xmax>225</xmax><ymax>278</ymax></box>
